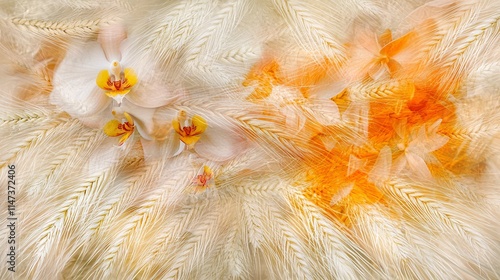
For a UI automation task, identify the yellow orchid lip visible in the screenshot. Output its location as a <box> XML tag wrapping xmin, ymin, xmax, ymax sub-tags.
<box><xmin>96</xmin><ymin>62</ymin><xmax>137</xmax><ymax>99</ymax></box>
<box><xmin>172</xmin><ymin>111</ymin><xmax>207</xmax><ymax>146</ymax></box>
<box><xmin>103</xmin><ymin>112</ymin><xmax>135</xmax><ymax>145</ymax></box>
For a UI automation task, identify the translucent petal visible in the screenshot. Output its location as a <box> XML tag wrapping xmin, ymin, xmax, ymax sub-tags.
<box><xmin>98</xmin><ymin>23</ymin><xmax>126</xmax><ymax>62</ymax></box>
<box><xmin>195</xmin><ymin>126</ymin><xmax>246</xmax><ymax>162</ymax></box>
<box><xmin>115</xmin><ymin>102</ymin><xmax>156</xmax><ymax>140</ymax></box>
<box><xmin>380</xmin><ymin>30</ymin><xmax>417</xmax><ymax>57</ymax></box>
<box><xmin>368</xmin><ymin>146</ymin><xmax>392</xmax><ymax>186</ymax></box>
<box><xmin>50</xmin><ymin>42</ymin><xmax>110</xmax><ymax>118</ymax></box>
<box><xmin>141</xmin><ymin>133</ymin><xmax>184</xmax><ymax>161</ymax></box>
<box><xmin>406</xmin><ymin>152</ymin><xmax>432</xmax><ymax>180</ymax></box>
<box><xmin>281</xmin><ymin>105</ymin><xmax>306</xmax><ymax>135</ymax></box>
<box><xmin>309</xmin><ymin>98</ymin><xmax>341</xmax><ymax>126</ymax></box>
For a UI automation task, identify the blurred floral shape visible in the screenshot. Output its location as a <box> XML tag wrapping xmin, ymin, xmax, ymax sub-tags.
<box><xmin>193</xmin><ymin>165</ymin><xmax>215</xmax><ymax>193</ymax></box>
<box><xmin>142</xmin><ymin>109</ymin><xmax>246</xmax><ymax>162</ymax></box>
<box><xmin>392</xmin><ymin>119</ymin><xmax>449</xmax><ymax>179</ymax></box>
<box><xmin>346</xmin><ymin>28</ymin><xmax>417</xmax><ymax>81</ymax></box>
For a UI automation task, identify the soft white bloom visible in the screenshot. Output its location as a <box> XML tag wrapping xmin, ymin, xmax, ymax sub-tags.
<box><xmin>142</xmin><ymin>108</ymin><xmax>247</xmax><ymax>162</ymax></box>
<box><xmin>50</xmin><ymin>24</ymin><xmax>181</xmax><ymax>133</ymax></box>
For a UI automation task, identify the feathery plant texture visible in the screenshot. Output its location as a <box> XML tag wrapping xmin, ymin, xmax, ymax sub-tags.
<box><xmin>1</xmin><ymin>0</ymin><xmax>499</xmax><ymax>279</ymax></box>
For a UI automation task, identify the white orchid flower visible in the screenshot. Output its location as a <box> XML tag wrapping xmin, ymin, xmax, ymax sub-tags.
<box><xmin>142</xmin><ymin>109</ymin><xmax>247</xmax><ymax>162</ymax></box>
<box><xmin>50</xmin><ymin>23</ymin><xmax>180</xmax><ymax>131</ymax></box>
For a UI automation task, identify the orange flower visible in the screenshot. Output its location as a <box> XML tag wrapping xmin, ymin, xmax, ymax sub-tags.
<box><xmin>346</xmin><ymin>28</ymin><xmax>418</xmax><ymax>81</ymax></box>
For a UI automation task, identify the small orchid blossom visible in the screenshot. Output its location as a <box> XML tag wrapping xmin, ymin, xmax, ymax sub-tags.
<box><xmin>103</xmin><ymin>111</ymin><xmax>136</xmax><ymax>146</ymax></box>
<box><xmin>172</xmin><ymin>111</ymin><xmax>208</xmax><ymax>147</ymax></box>
<box><xmin>50</xmin><ymin>23</ymin><xmax>179</xmax><ymax>130</ymax></box>
<box><xmin>142</xmin><ymin>109</ymin><xmax>246</xmax><ymax>162</ymax></box>
<box><xmin>193</xmin><ymin>165</ymin><xmax>215</xmax><ymax>193</ymax></box>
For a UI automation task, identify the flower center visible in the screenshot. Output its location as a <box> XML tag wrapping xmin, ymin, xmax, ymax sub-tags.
<box><xmin>103</xmin><ymin>112</ymin><xmax>135</xmax><ymax>146</ymax></box>
<box><xmin>194</xmin><ymin>166</ymin><xmax>213</xmax><ymax>192</ymax></box>
<box><xmin>96</xmin><ymin>61</ymin><xmax>138</xmax><ymax>100</ymax></box>
<box><xmin>172</xmin><ymin>111</ymin><xmax>208</xmax><ymax>146</ymax></box>
<box><xmin>181</xmin><ymin>125</ymin><xmax>196</xmax><ymax>136</ymax></box>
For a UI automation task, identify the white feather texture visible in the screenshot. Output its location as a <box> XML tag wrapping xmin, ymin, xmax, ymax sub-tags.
<box><xmin>1</xmin><ymin>0</ymin><xmax>500</xmax><ymax>279</ymax></box>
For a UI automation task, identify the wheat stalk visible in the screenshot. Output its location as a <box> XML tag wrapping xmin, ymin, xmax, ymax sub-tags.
<box><xmin>95</xmin><ymin>156</ymin><xmax>193</xmax><ymax>278</ymax></box>
<box><xmin>288</xmin><ymin>192</ymin><xmax>378</xmax><ymax>279</ymax></box>
<box><xmin>382</xmin><ymin>180</ymin><xmax>492</xmax><ymax>252</ymax></box>
<box><xmin>272</xmin><ymin>0</ymin><xmax>345</xmax><ymax>62</ymax></box>
<box><xmin>11</xmin><ymin>17</ymin><xmax>119</xmax><ymax>38</ymax></box>
<box><xmin>140</xmin><ymin>0</ymin><xmax>215</xmax><ymax>66</ymax></box>
<box><xmin>25</xmin><ymin>167</ymin><xmax>117</xmax><ymax>279</ymax></box>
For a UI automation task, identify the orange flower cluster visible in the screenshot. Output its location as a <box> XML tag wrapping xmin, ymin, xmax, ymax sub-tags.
<box><xmin>243</xmin><ymin>22</ymin><xmax>477</xmax><ymax>226</ymax></box>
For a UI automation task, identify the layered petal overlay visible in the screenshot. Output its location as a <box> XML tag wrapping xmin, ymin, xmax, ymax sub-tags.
<box><xmin>3</xmin><ymin>1</ymin><xmax>500</xmax><ymax>279</ymax></box>
<box><xmin>50</xmin><ymin>23</ymin><xmax>181</xmax><ymax>146</ymax></box>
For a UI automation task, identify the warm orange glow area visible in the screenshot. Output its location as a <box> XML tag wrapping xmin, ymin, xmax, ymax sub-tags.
<box><xmin>242</xmin><ymin>59</ymin><xmax>283</xmax><ymax>100</ymax></box>
<box><xmin>302</xmin><ymin>70</ymin><xmax>470</xmax><ymax>226</ymax></box>
<box><xmin>243</xmin><ymin>56</ymin><xmax>335</xmax><ymax>100</ymax></box>
<box><xmin>303</xmin><ymin>148</ymin><xmax>384</xmax><ymax>226</ymax></box>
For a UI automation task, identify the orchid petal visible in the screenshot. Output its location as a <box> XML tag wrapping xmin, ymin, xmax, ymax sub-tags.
<box><xmin>96</xmin><ymin>70</ymin><xmax>111</xmax><ymax>90</ymax></box>
<box><xmin>123</xmin><ymin>68</ymin><xmax>138</xmax><ymax>87</ymax></box>
<box><xmin>50</xmin><ymin>42</ymin><xmax>110</xmax><ymax>118</ymax></box>
<box><xmin>378</xmin><ymin>29</ymin><xmax>393</xmax><ymax>47</ymax></box>
<box><xmin>152</xmin><ymin>107</ymin><xmax>178</xmax><ymax>140</ymax></box>
<box><xmin>368</xmin><ymin>146</ymin><xmax>392</xmax><ymax>186</ymax></box>
<box><xmin>380</xmin><ymin>30</ymin><xmax>417</xmax><ymax>57</ymax></box>
<box><xmin>103</xmin><ymin>119</ymin><xmax>126</xmax><ymax>137</ymax></box>
<box><xmin>192</xmin><ymin>115</ymin><xmax>208</xmax><ymax>135</ymax></box>
<box><xmin>76</xmin><ymin>103</ymin><xmax>113</xmax><ymax>128</ymax></box>
<box><xmin>195</xmin><ymin>126</ymin><xmax>246</xmax><ymax>162</ymax></box>
<box><xmin>98</xmin><ymin>23</ymin><xmax>127</xmax><ymax>62</ymax></box>
<box><xmin>406</xmin><ymin>152</ymin><xmax>432</xmax><ymax>180</ymax></box>
<box><xmin>347</xmin><ymin>155</ymin><xmax>366</xmax><ymax>176</ymax></box>
<box><xmin>309</xmin><ymin>98</ymin><xmax>341</xmax><ymax>126</ymax></box>
<box><xmin>126</xmin><ymin>82</ymin><xmax>182</xmax><ymax>108</ymax></box>
<box><xmin>141</xmin><ymin>132</ymin><xmax>184</xmax><ymax>161</ymax></box>
<box><xmin>281</xmin><ymin>105</ymin><xmax>306</xmax><ymax>134</ymax></box>
<box><xmin>115</xmin><ymin>101</ymin><xmax>156</xmax><ymax>140</ymax></box>
<box><xmin>392</xmin><ymin>155</ymin><xmax>407</xmax><ymax>176</ymax></box>
<box><xmin>180</xmin><ymin>135</ymin><xmax>201</xmax><ymax>146</ymax></box>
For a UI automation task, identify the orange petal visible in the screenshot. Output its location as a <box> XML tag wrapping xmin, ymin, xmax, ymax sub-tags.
<box><xmin>380</xmin><ymin>30</ymin><xmax>417</xmax><ymax>57</ymax></box>
<box><xmin>378</xmin><ymin>29</ymin><xmax>393</xmax><ymax>47</ymax></box>
<box><xmin>386</xmin><ymin>58</ymin><xmax>402</xmax><ymax>75</ymax></box>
